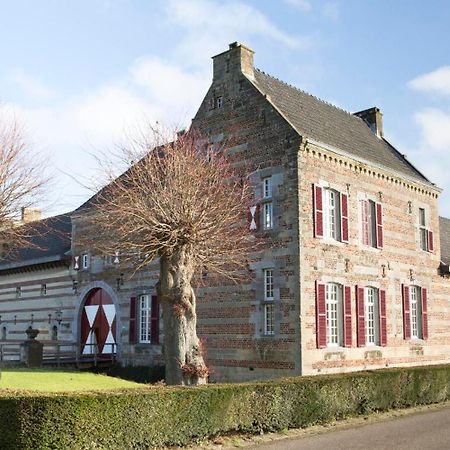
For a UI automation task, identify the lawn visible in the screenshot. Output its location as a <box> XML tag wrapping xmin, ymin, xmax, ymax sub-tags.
<box><xmin>0</xmin><ymin>368</ymin><xmax>149</xmax><ymax>392</ymax></box>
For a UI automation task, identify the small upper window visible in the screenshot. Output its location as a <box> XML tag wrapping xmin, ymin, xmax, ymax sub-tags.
<box><xmin>41</xmin><ymin>284</ymin><xmax>47</xmax><ymax>296</ymax></box>
<box><xmin>82</xmin><ymin>253</ymin><xmax>90</xmax><ymax>270</ymax></box>
<box><xmin>216</xmin><ymin>96</ymin><xmax>223</xmax><ymax>108</ymax></box>
<box><xmin>16</xmin><ymin>287</ymin><xmax>22</xmax><ymax>299</ymax></box>
<box><xmin>419</xmin><ymin>208</ymin><xmax>427</xmax><ymax>251</ymax></box>
<box><xmin>263</xmin><ymin>177</ymin><xmax>272</xmax><ymax>198</ymax></box>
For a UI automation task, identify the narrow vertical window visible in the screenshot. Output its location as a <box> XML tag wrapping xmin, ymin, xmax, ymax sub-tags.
<box><xmin>325</xmin><ymin>283</ymin><xmax>343</xmax><ymax>346</ymax></box>
<box><xmin>410</xmin><ymin>286</ymin><xmax>422</xmax><ymax>338</ymax></box>
<box><xmin>419</xmin><ymin>208</ymin><xmax>428</xmax><ymax>251</ymax></box>
<box><xmin>41</xmin><ymin>284</ymin><xmax>47</xmax><ymax>296</ymax></box>
<box><xmin>82</xmin><ymin>253</ymin><xmax>90</xmax><ymax>270</ymax></box>
<box><xmin>264</xmin><ymin>269</ymin><xmax>274</xmax><ymax>300</ymax></box>
<box><xmin>263</xmin><ymin>303</ymin><xmax>275</xmax><ymax>336</ymax></box>
<box><xmin>139</xmin><ymin>294</ymin><xmax>151</xmax><ymax>343</ymax></box>
<box><xmin>323</xmin><ymin>189</ymin><xmax>341</xmax><ymax>240</ymax></box>
<box><xmin>262</xmin><ymin>177</ymin><xmax>273</xmax><ymax>230</ymax></box>
<box><xmin>365</xmin><ymin>287</ymin><xmax>380</xmax><ymax>345</ymax></box>
<box><xmin>16</xmin><ymin>287</ymin><xmax>22</xmax><ymax>298</ymax></box>
<box><xmin>263</xmin><ymin>269</ymin><xmax>275</xmax><ymax>336</ymax></box>
<box><xmin>263</xmin><ymin>203</ymin><xmax>273</xmax><ymax>230</ymax></box>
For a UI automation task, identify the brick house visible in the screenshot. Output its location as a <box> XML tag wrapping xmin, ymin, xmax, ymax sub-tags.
<box><xmin>1</xmin><ymin>42</ymin><xmax>450</xmax><ymax>382</ymax></box>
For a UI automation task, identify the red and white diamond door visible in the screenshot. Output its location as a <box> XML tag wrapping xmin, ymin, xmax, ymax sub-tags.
<box><xmin>80</xmin><ymin>288</ymin><xmax>117</xmax><ymax>355</ymax></box>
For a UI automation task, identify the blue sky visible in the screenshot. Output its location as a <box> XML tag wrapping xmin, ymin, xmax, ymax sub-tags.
<box><xmin>1</xmin><ymin>0</ymin><xmax>450</xmax><ymax>215</ymax></box>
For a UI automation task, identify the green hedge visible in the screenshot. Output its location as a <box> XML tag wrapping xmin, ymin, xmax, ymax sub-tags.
<box><xmin>1</xmin><ymin>364</ymin><xmax>450</xmax><ymax>449</ymax></box>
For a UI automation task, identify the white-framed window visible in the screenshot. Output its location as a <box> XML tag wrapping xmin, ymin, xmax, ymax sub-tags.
<box><xmin>325</xmin><ymin>283</ymin><xmax>343</xmax><ymax>346</ymax></box>
<box><xmin>419</xmin><ymin>208</ymin><xmax>429</xmax><ymax>251</ymax></box>
<box><xmin>262</xmin><ymin>268</ymin><xmax>275</xmax><ymax>336</ymax></box>
<box><xmin>263</xmin><ymin>177</ymin><xmax>272</xmax><ymax>198</ymax></box>
<box><xmin>365</xmin><ymin>287</ymin><xmax>380</xmax><ymax>345</ymax></box>
<box><xmin>82</xmin><ymin>253</ymin><xmax>90</xmax><ymax>270</ymax></box>
<box><xmin>263</xmin><ymin>303</ymin><xmax>275</xmax><ymax>336</ymax></box>
<box><xmin>262</xmin><ymin>177</ymin><xmax>273</xmax><ymax>230</ymax></box>
<box><xmin>263</xmin><ymin>202</ymin><xmax>273</xmax><ymax>230</ymax></box>
<box><xmin>264</xmin><ymin>269</ymin><xmax>274</xmax><ymax>300</ymax></box>
<box><xmin>323</xmin><ymin>189</ymin><xmax>341</xmax><ymax>240</ymax></box>
<box><xmin>216</xmin><ymin>96</ymin><xmax>223</xmax><ymax>108</ymax></box>
<box><xmin>41</xmin><ymin>284</ymin><xmax>47</xmax><ymax>296</ymax></box>
<box><xmin>139</xmin><ymin>294</ymin><xmax>152</xmax><ymax>343</ymax></box>
<box><xmin>361</xmin><ymin>199</ymin><xmax>377</xmax><ymax>247</ymax></box>
<box><xmin>410</xmin><ymin>286</ymin><xmax>422</xmax><ymax>339</ymax></box>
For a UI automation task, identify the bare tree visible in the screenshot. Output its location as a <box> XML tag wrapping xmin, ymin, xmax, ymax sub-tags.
<box><xmin>81</xmin><ymin>128</ymin><xmax>256</xmax><ymax>385</ymax></box>
<box><xmin>0</xmin><ymin>113</ymin><xmax>48</xmax><ymax>258</ymax></box>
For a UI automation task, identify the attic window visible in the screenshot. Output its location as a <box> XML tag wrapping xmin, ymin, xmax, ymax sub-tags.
<box><xmin>216</xmin><ymin>96</ymin><xmax>223</xmax><ymax>108</ymax></box>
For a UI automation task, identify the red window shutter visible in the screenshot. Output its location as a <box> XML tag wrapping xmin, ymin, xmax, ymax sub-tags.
<box><xmin>428</xmin><ymin>230</ymin><xmax>434</xmax><ymax>252</ymax></box>
<box><xmin>150</xmin><ymin>295</ymin><xmax>159</xmax><ymax>344</ymax></box>
<box><xmin>402</xmin><ymin>285</ymin><xmax>411</xmax><ymax>339</ymax></box>
<box><xmin>313</xmin><ymin>185</ymin><xmax>323</xmax><ymax>238</ymax></box>
<box><xmin>129</xmin><ymin>297</ymin><xmax>137</xmax><ymax>344</ymax></box>
<box><xmin>341</xmin><ymin>193</ymin><xmax>349</xmax><ymax>243</ymax></box>
<box><xmin>356</xmin><ymin>286</ymin><xmax>366</xmax><ymax>347</ymax></box>
<box><xmin>361</xmin><ymin>200</ymin><xmax>369</xmax><ymax>246</ymax></box>
<box><xmin>343</xmin><ymin>285</ymin><xmax>352</xmax><ymax>347</ymax></box>
<box><xmin>421</xmin><ymin>288</ymin><xmax>428</xmax><ymax>340</ymax></box>
<box><xmin>316</xmin><ymin>282</ymin><xmax>326</xmax><ymax>348</ymax></box>
<box><xmin>379</xmin><ymin>289</ymin><xmax>387</xmax><ymax>346</ymax></box>
<box><xmin>376</xmin><ymin>202</ymin><xmax>383</xmax><ymax>249</ymax></box>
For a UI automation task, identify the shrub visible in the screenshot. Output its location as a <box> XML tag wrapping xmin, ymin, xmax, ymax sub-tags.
<box><xmin>1</xmin><ymin>364</ymin><xmax>450</xmax><ymax>449</ymax></box>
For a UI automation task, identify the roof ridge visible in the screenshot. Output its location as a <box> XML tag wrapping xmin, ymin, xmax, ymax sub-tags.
<box><xmin>255</xmin><ymin>68</ymin><xmax>359</xmax><ymax>119</ymax></box>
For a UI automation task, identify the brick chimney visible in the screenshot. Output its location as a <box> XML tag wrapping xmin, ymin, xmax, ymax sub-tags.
<box><xmin>21</xmin><ymin>207</ymin><xmax>42</xmax><ymax>223</ymax></box>
<box><xmin>354</xmin><ymin>107</ymin><xmax>383</xmax><ymax>138</ymax></box>
<box><xmin>212</xmin><ymin>42</ymin><xmax>255</xmax><ymax>81</ymax></box>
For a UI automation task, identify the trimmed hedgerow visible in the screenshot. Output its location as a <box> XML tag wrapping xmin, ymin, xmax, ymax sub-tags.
<box><xmin>1</xmin><ymin>364</ymin><xmax>450</xmax><ymax>449</ymax></box>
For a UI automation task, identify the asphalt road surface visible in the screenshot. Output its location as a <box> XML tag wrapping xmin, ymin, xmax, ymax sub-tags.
<box><xmin>250</xmin><ymin>407</ymin><xmax>450</xmax><ymax>450</ymax></box>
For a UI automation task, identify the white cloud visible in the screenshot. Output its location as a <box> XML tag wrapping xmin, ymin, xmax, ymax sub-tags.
<box><xmin>414</xmin><ymin>108</ymin><xmax>450</xmax><ymax>152</ymax></box>
<box><xmin>323</xmin><ymin>2</ymin><xmax>340</xmax><ymax>21</ymax></box>
<box><xmin>409</xmin><ymin>66</ymin><xmax>450</xmax><ymax>96</ymax></box>
<box><xmin>282</xmin><ymin>0</ymin><xmax>312</xmax><ymax>12</ymax></box>
<box><xmin>166</xmin><ymin>0</ymin><xmax>312</xmax><ymax>68</ymax></box>
<box><xmin>7</xmin><ymin>68</ymin><xmax>54</xmax><ymax>102</ymax></box>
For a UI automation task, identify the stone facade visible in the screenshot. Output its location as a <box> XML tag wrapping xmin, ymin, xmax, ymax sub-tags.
<box><xmin>1</xmin><ymin>42</ymin><xmax>450</xmax><ymax>382</ymax></box>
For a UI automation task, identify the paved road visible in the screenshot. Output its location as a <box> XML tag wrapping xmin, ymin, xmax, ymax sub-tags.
<box><xmin>250</xmin><ymin>407</ymin><xmax>450</xmax><ymax>450</ymax></box>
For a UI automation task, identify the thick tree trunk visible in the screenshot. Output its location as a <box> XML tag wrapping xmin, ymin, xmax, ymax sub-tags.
<box><xmin>157</xmin><ymin>248</ymin><xmax>208</xmax><ymax>385</ymax></box>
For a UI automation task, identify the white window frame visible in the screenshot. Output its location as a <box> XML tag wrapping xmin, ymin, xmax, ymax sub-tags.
<box><xmin>262</xmin><ymin>177</ymin><xmax>273</xmax><ymax>230</ymax></box>
<box><xmin>410</xmin><ymin>286</ymin><xmax>422</xmax><ymax>339</ymax></box>
<box><xmin>365</xmin><ymin>286</ymin><xmax>380</xmax><ymax>345</ymax></box>
<box><xmin>323</xmin><ymin>188</ymin><xmax>341</xmax><ymax>241</ymax></box>
<box><xmin>263</xmin><ymin>202</ymin><xmax>273</xmax><ymax>230</ymax></box>
<box><xmin>263</xmin><ymin>177</ymin><xmax>272</xmax><ymax>198</ymax></box>
<box><xmin>216</xmin><ymin>96</ymin><xmax>223</xmax><ymax>108</ymax></box>
<box><xmin>139</xmin><ymin>294</ymin><xmax>152</xmax><ymax>343</ymax></box>
<box><xmin>325</xmin><ymin>282</ymin><xmax>343</xmax><ymax>347</ymax></box>
<box><xmin>262</xmin><ymin>268</ymin><xmax>275</xmax><ymax>336</ymax></box>
<box><xmin>82</xmin><ymin>253</ymin><xmax>90</xmax><ymax>270</ymax></box>
<box><xmin>419</xmin><ymin>208</ymin><xmax>429</xmax><ymax>251</ymax></box>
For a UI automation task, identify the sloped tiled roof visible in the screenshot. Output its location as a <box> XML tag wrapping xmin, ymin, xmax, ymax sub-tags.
<box><xmin>0</xmin><ymin>213</ymin><xmax>72</xmax><ymax>271</ymax></box>
<box><xmin>439</xmin><ymin>216</ymin><xmax>450</xmax><ymax>265</ymax></box>
<box><xmin>252</xmin><ymin>69</ymin><xmax>431</xmax><ymax>185</ymax></box>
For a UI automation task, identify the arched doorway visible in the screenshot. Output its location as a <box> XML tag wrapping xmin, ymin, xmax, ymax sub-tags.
<box><xmin>80</xmin><ymin>288</ymin><xmax>117</xmax><ymax>355</ymax></box>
